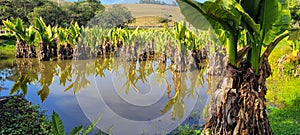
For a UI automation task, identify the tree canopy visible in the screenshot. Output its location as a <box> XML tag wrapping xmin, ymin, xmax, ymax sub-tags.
<box><xmin>0</xmin><ymin>0</ymin><xmax>104</xmax><ymax>27</ymax></box>
<box><xmin>28</xmin><ymin>2</ymin><xmax>68</xmax><ymax>27</ymax></box>
<box><xmin>290</xmin><ymin>0</ymin><xmax>300</xmax><ymax>26</ymax></box>
<box><xmin>87</xmin><ymin>5</ymin><xmax>134</xmax><ymax>28</ymax></box>
<box><xmin>64</xmin><ymin>0</ymin><xmax>105</xmax><ymax>26</ymax></box>
<box><xmin>0</xmin><ymin>0</ymin><xmax>44</xmax><ymax>25</ymax></box>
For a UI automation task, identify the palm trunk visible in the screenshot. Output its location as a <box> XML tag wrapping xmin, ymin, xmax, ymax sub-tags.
<box><xmin>158</xmin><ymin>53</ymin><xmax>167</xmax><ymax>64</ymax></box>
<box><xmin>28</xmin><ymin>46</ymin><xmax>37</xmax><ymax>58</ymax></box>
<box><xmin>15</xmin><ymin>40</ymin><xmax>27</xmax><ymax>58</ymax></box>
<box><xmin>50</xmin><ymin>43</ymin><xmax>58</xmax><ymax>59</ymax></box>
<box><xmin>96</xmin><ymin>43</ymin><xmax>104</xmax><ymax>58</ymax></box>
<box><xmin>172</xmin><ymin>50</ymin><xmax>187</xmax><ymax>72</ymax></box>
<box><xmin>203</xmin><ymin>57</ymin><xmax>272</xmax><ymax>135</ymax></box>
<box><xmin>38</xmin><ymin>42</ymin><xmax>51</xmax><ymax>61</ymax></box>
<box><xmin>15</xmin><ymin>41</ymin><xmax>22</xmax><ymax>58</ymax></box>
<box><xmin>59</xmin><ymin>45</ymin><xmax>67</xmax><ymax>60</ymax></box>
<box><xmin>66</xmin><ymin>44</ymin><xmax>73</xmax><ymax>59</ymax></box>
<box><xmin>138</xmin><ymin>49</ymin><xmax>148</xmax><ymax>61</ymax></box>
<box><xmin>115</xmin><ymin>40</ymin><xmax>123</xmax><ymax>57</ymax></box>
<box><xmin>126</xmin><ymin>45</ymin><xmax>137</xmax><ymax>62</ymax></box>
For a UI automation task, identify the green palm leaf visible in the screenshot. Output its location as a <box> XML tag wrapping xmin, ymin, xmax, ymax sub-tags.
<box><xmin>83</xmin><ymin>115</ymin><xmax>102</xmax><ymax>135</ymax></box>
<box><xmin>69</xmin><ymin>126</ymin><xmax>84</xmax><ymax>135</ymax></box>
<box><xmin>2</xmin><ymin>19</ymin><xmax>16</xmax><ymax>32</ymax></box>
<box><xmin>52</xmin><ymin>111</ymin><xmax>66</xmax><ymax>135</ymax></box>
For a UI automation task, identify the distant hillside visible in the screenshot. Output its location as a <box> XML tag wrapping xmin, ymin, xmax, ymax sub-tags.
<box><xmin>65</xmin><ymin>0</ymin><xmax>177</xmax><ymax>5</ymax></box>
<box><xmin>105</xmin><ymin>4</ymin><xmax>185</xmax><ymax>27</ymax></box>
<box><xmin>122</xmin><ymin>4</ymin><xmax>183</xmax><ymax>20</ymax></box>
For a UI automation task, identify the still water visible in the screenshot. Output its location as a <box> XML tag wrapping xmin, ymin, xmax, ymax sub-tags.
<box><xmin>0</xmin><ymin>55</ymin><xmax>210</xmax><ymax>134</ymax></box>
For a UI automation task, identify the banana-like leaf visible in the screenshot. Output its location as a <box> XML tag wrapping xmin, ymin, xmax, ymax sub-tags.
<box><xmin>20</xmin><ymin>83</ymin><xmax>28</xmax><ymax>96</ymax></box>
<box><xmin>162</xmin><ymin>98</ymin><xmax>176</xmax><ymax>114</ymax></box>
<box><xmin>230</xmin><ymin>1</ymin><xmax>260</xmax><ymax>33</ymax></box>
<box><xmin>3</xmin><ymin>18</ymin><xmax>27</xmax><ymax>41</ymax></box>
<box><xmin>10</xmin><ymin>75</ymin><xmax>28</xmax><ymax>95</ymax></box>
<box><xmin>176</xmin><ymin>0</ymin><xmax>210</xmax><ymax>30</ymax></box>
<box><xmin>177</xmin><ymin>0</ymin><xmax>239</xmax><ymax>32</ymax></box>
<box><xmin>69</xmin><ymin>126</ymin><xmax>84</xmax><ymax>135</ymax></box>
<box><xmin>202</xmin><ymin>1</ymin><xmax>241</xmax><ymax>26</ymax></box>
<box><xmin>64</xmin><ymin>83</ymin><xmax>74</xmax><ymax>92</ymax></box>
<box><xmin>15</xmin><ymin>18</ymin><xmax>24</xmax><ymax>34</ymax></box>
<box><xmin>34</xmin><ymin>17</ymin><xmax>53</xmax><ymax>44</ymax></box>
<box><xmin>241</xmin><ymin>0</ymin><xmax>261</xmax><ymax>19</ymax></box>
<box><xmin>58</xmin><ymin>29</ymin><xmax>67</xmax><ymax>45</ymax></box>
<box><xmin>52</xmin><ymin>111</ymin><xmax>66</xmax><ymax>135</ymax></box>
<box><xmin>2</xmin><ymin>19</ymin><xmax>16</xmax><ymax>32</ymax></box>
<box><xmin>261</xmin><ymin>0</ymin><xmax>291</xmax><ymax>46</ymax></box>
<box><xmin>174</xmin><ymin>99</ymin><xmax>185</xmax><ymax>120</ymax></box>
<box><xmin>10</xmin><ymin>82</ymin><xmax>21</xmax><ymax>95</ymax></box>
<box><xmin>35</xmin><ymin>17</ymin><xmax>47</xmax><ymax>33</ymax></box>
<box><xmin>37</xmin><ymin>85</ymin><xmax>50</xmax><ymax>102</ymax></box>
<box><xmin>83</xmin><ymin>115</ymin><xmax>102</xmax><ymax>135</ymax></box>
<box><xmin>26</xmin><ymin>26</ymin><xmax>36</xmax><ymax>46</ymax></box>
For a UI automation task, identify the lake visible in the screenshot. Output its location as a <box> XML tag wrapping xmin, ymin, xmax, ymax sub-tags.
<box><xmin>0</xmin><ymin>55</ymin><xmax>211</xmax><ymax>134</ymax></box>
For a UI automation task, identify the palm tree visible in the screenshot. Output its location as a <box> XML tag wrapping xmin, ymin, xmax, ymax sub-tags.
<box><xmin>2</xmin><ymin>18</ymin><xmax>37</xmax><ymax>58</ymax></box>
<box><xmin>66</xmin><ymin>22</ymin><xmax>83</xmax><ymax>59</ymax></box>
<box><xmin>177</xmin><ymin>0</ymin><xmax>295</xmax><ymax>134</ymax></box>
<box><xmin>165</xmin><ymin>22</ymin><xmax>207</xmax><ymax>72</ymax></box>
<box><xmin>34</xmin><ymin>17</ymin><xmax>57</xmax><ymax>61</ymax></box>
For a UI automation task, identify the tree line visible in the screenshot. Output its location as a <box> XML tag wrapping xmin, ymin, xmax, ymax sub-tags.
<box><xmin>0</xmin><ymin>0</ymin><xmax>104</xmax><ymax>27</ymax></box>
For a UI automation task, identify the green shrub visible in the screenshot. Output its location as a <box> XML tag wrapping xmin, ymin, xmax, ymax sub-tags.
<box><xmin>0</xmin><ymin>95</ymin><xmax>51</xmax><ymax>134</ymax></box>
<box><xmin>0</xmin><ymin>34</ymin><xmax>16</xmax><ymax>46</ymax></box>
<box><xmin>0</xmin><ymin>95</ymin><xmax>102</xmax><ymax>135</ymax></box>
<box><xmin>0</xmin><ymin>34</ymin><xmax>16</xmax><ymax>40</ymax></box>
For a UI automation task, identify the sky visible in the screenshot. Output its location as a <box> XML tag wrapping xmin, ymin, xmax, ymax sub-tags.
<box><xmin>65</xmin><ymin>0</ymin><xmax>205</xmax><ymax>4</ymax></box>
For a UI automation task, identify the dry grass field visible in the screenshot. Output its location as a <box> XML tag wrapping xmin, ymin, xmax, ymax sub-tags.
<box><xmin>105</xmin><ymin>4</ymin><xmax>185</xmax><ymax>26</ymax></box>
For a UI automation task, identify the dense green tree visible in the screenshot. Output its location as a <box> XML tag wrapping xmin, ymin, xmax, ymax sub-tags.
<box><xmin>64</xmin><ymin>0</ymin><xmax>104</xmax><ymax>26</ymax></box>
<box><xmin>0</xmin><ymin>0</ymin><xmax>104</xmax><ymax>27</ymax></box>
<box><xmin>0</xmin><ymin>0</ymin><xmax>44</xmax><ymax>25</ymax></box>
<box><xmin>87</xmin><ymin>5</ymin><xmax>133</xmax><ymax>28</ymax></box>
<box><xmin>0</xmin><ymin>0</ymin><xmax>14</xmax><ymax>23</ymax></box>
<box><xmin>290</xmin><ymin>0</ymin><xmax>300</xmax><ymax>25</ymax></box>
<box><xmin>289</xmin><ymin>0</ymin><xmax>300</xmax><ymax>53</ymax></box>
<box><xmin>28</xmin><ymin>2</ymin><xmax>68</xmax><ymax>27</ymax></box>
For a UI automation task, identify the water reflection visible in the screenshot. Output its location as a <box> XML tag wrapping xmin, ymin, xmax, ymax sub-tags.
<box><xmin>2</xmin><ymin>55</ymin><xmax>209</xmax><ymax>134</ymax></box>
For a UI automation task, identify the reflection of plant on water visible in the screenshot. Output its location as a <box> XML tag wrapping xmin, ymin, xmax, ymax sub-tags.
<box><xmin>6</xmin><ymin>21</ymin><xmax>213</xmax><ymax>121</ymax></box>
<box><xmin>162</xmin><ymin>66</ymin><xmax>207</xmax><ymax>120</ymax></box>
<box><xmin>117</xmin><ymin>59</ymin><xmax>156</xmax><ymax>94</ymax></box>
<box><xmin>0</xmin><ymin>61</ymin><xmax>15</xmax><ymax>92</ymax></box>
<box><xmin>10</xmin><ymin>59</ymin><xmax>39</xmax><ymax>97</ymax></box>
<box><xmin>8</xmin><ymin>54</ymin><xmax>207</xmax><ymax>120</ymax></box>
<box><xmin>63</xmin><ymin>60</ymin><xmax>94</xmax><ymax>94</ymax></box>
